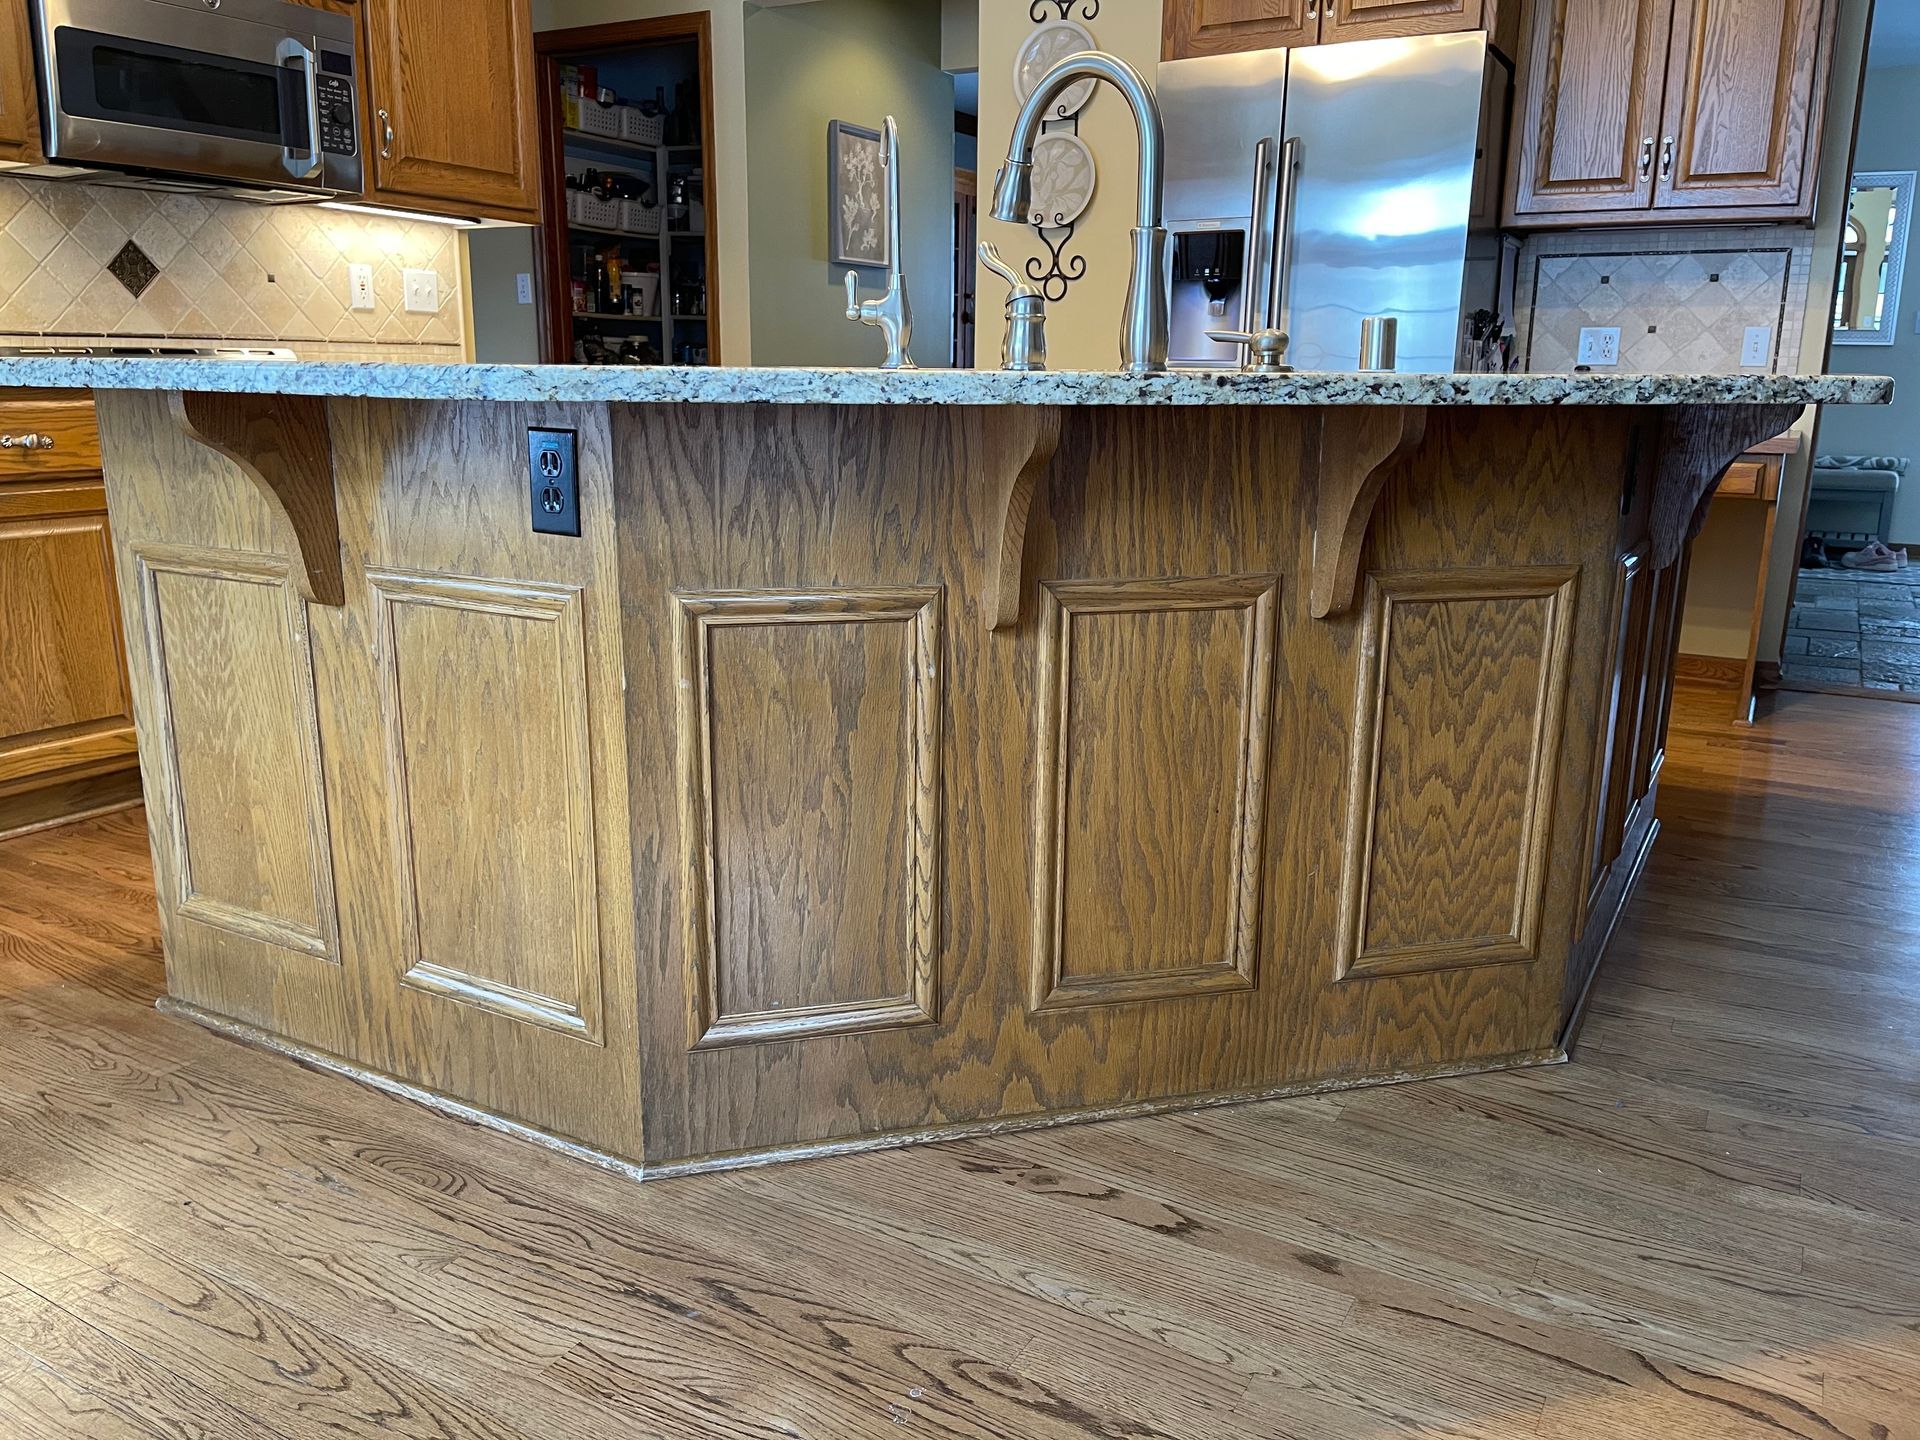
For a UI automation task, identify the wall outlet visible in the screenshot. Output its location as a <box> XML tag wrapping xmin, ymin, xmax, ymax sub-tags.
<box><xmin>347</xmin><ymin>263</ymin><xmax>375</xmax><ymax>312</ymax></box>
<box><xmin>403</xmin><ymin>268</ymin><xmax>441</xmax><ymax>314</ymax></box>
<box><xmin>1577</xmin><ymin>327</ymin><xmax>1622</xmax><ymax>367</ymax></box>
<box><xmin>1741</xmin><ymin>325</ymin><xmax>1774</xmax><ymax>368</ymax></box>
<box><xmin>527</xmin><ymin>428</ymin><xmax>580</xmax><ymax>537</ymax></box>
<box><xmin>515</xmin><ymin>272</ymin><xmax>534</xmax><ymax>305</ymax></box>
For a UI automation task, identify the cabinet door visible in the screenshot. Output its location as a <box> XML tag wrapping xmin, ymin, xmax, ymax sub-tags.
<box><xmin>1323</xmin><ymin>0</ymin><xmax>1484</xmax><ymax>42</ymax></box>
<box><xmin>1655</xmin><ymin>0</ymin><xmax>1831</xmax><ymax>214</ymax></box>
<box><xmin>1506</xmin><ymin>0</ymin><xmax>1673</xmax><ymax>221</ymax></box>
<box><xmin>1163</xmin><ymin>0</ymin><xmax>1318</xmax><ymax>61</ymax></box>
<box><xmin>0</xmin><ymin>0</ymin><xmax>40</xmax><ymax>164</ymax></box>
<box><xmin>362</xmin><ymin>0</ymin><xmax>542</xmax><ymax>220</ymax></box>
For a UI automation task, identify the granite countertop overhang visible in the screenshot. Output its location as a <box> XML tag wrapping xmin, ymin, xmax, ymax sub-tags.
<box><xmin>0</xmin><ymin>359</ymin><xmax>1894</xmax><ymax>408</ymax></box>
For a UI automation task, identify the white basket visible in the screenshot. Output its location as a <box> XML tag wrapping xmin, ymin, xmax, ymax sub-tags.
<box><xmin>620</xmin><ymin>108</ymin><xmax>665</xmax><ymax>147</ymax></box>
<box><xmin>571</xmin><ymin>99</ymin><xmax>622</xmax><ymax>139</ymax></box>
<box><xmin>619</xmin><ymin>199</ymin><xmax>662</xmax><ymax>235</ymax></box>
<box><xmin>567</xmin><ymin>189</ymin><xmax>622</xmax><ymax>233</ymax></box>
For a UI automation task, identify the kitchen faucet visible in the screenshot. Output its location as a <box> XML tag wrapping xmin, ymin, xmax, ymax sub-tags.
<box><xmin>845</xmin><ymin>115</ymin><xmax>915</xmax><ymax>370</ymax></box>
<box><xmin>989</xmin><ymin>51</ymin><xmax>1169</xmax><ymax>374</ymax></box>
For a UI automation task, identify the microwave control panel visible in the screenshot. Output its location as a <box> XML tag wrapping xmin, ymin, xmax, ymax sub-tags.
<box><xmin>316</xmin><ymin>53</ymin><xmax>359</xmax><ymax>157</ymax></box>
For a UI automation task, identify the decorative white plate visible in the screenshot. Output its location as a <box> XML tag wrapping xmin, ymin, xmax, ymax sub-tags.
<box><xmin>1028</xmin><ymin>131</ymin><xmax>1097</xmax><ymax>228</ymax></box>
<box><xmin>1013</xmin><ymin>20</ymin><xmax>1098</xmax><ymax>119</ymax></box>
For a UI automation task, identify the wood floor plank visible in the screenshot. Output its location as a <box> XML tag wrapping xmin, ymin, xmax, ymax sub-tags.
<box><xmin>0</xmin><ymin>683</ymin><xmax>1916</xmax><ymax>1438</ymax></box>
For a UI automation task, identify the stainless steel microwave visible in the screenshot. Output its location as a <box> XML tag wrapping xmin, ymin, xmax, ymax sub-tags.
<box><xmin>30</xmin><ymin>0</ymin><xmax>363</xmax><ymax>197</ymax></box>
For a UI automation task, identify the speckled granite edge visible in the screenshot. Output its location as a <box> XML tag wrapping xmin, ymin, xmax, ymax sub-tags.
<box><xmin>0</xmin><ymin>358</ymin><xmax>1893</xmax><ymax>408</ymax></box>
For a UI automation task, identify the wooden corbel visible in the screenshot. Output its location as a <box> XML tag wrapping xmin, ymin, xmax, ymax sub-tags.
<box><xmin>169</xmin><ymin>392</ymin><xmax>344</xmax><ymax>607</ymax></box>
<box><xmin>985</xmin><ymin>405</ymin><xmax>1064</xmax><ymax>630</ymax></box>
<box><xmin>1650</xmin><ymin>403</ymin><xmax>1807</xmax><ymax>568</ymax></box>
<box><xmin>1309</xmin><ymin>406</ymin><xmax>1428</xmax><ymax>619</ymax></box>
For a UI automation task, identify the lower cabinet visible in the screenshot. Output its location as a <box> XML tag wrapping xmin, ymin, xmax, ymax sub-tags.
<box><xmin>0</xmin><ymin>396</ymin><xmax>140</xmax><ymax>836</ymax></box>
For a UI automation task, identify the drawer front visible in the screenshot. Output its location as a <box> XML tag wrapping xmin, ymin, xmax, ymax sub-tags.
<box><xmin>0</xmin><ymin>402</ymin><xmax>104</xmax><ymax>482</ymax></box>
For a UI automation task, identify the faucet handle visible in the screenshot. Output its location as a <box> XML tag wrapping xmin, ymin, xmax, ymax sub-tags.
<box><xmin>1207</xmin><ymin>327</ymin><xmax>1293</xmax><ymax>375</ymax></box>
<box><xmin>979</xmin><ymin>241</ymin><xmax>1041</xmax><ymax>301</ymax></box>
<box><xmin>844</xmin><ymin>269</ymin><xmax>863</xmax><ymax>321</ymax></box>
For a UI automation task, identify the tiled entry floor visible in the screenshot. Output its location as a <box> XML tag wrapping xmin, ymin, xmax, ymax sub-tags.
<box><xmin>1783</xmin><ymin>563</ymin><xmax>1920</xmax><ymax>692</ymax></box>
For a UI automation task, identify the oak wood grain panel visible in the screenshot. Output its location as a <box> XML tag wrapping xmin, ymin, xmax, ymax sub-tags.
<box><xmin>1338</xmin><ymin>564</ymin><xmax>1580</xmax><ymax>980</ymax></box>
<box><xmin>1324</xmin><ymin>0</ymin><xmax>1484</xmax><ymax>42</ymax></box>
<box><xmin>0</xmin><ymin>515</ymin><xmax>131</xmax><ymax>748</ymax></box>
<box><xmin>674</xmin><ymin>587</ymin><xmax>942</xmax><ymax>1049</ymax></box>
<box><xmin>1656</xmin><ymin>0</ymin><xmax>1832</xmax><ymax>213</ymax></box>
<box><xmin>362</xmin><ymin>0</ymin><xmax>543</xmax><ymax>219</ymax></box>
<box><xmin>1163</xmin><ymin>0</ymin><xmax>1317</xmax><ymax>60</ymax></box>
<box><xmin>1505</xmin><ymin>0</ymin><xmax>1673</xmax><ymax>220</ymax></box>
<box><xmin>133</xmin><ymin>547</ymin><xmax>338</xmax><ymax>962</ymax></box>
<box><xmin>0</xmin><ymin>0</ymin><xmax>40</xmax><ymax>163</ymax></box>
<box><xmin>371</xmin><ymin>571</ymin><xmax>603</xmax><ymax>1043</ymax></box>
<box><xmin>1030</xmin><ymin>574</ymin><xmax>1278</xmax><ymax>1011</ymax></box>
<box><xmin>0</xmin><ymin>401</ymin><xmax>103</xmax><ymax>481</ymax></box>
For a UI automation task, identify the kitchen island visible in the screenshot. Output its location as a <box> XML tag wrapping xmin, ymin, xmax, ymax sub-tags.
<box><xmin>0</xmin><ymin>359</ymin><xmax>1889</xmax><ymax>1178</ymax></box>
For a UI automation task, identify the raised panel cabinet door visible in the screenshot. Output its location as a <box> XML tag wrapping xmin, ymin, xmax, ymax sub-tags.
<box><xmin>1163</xmin><ymin>0</ymin><xmax>1319</xmax><ymax>61</ymax></box>
<box><xmin>1505</xmin><ymin>0</ymin><xmax>1673</xmax><ymax>221</ymax></box>
<box><xmin>0</xmin><ymin>1</ymin><xmax>38</xmax><ymax>163</ymax></box>
<box><xmin>362</xmin><ymin>0</ymin><xmax>542</xmax><ymax>219</ymax></box>
<box><xmin>1323</xmin><ymin>0</ymin><xmax>1485</xmax><ymax>42</ymax></box>
<box><xmin>1656</xmin><ymin>0</ymin><xmax>1832</xmax><ymax>213</ymax></box>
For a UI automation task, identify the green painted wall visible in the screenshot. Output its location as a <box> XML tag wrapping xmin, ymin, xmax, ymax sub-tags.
<box><xmin>743</xmin><ymin>0</ymin><xmax>955</xmax><ymax>368</ymax></box>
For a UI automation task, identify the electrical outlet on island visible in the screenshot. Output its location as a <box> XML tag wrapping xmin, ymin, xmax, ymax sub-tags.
<box><xmin>1577</xmin><ymin>327</ymin><xmax>1622</xmax><ymax>367</ymax></box>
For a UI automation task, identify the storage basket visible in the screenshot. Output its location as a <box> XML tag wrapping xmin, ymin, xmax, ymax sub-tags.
<box><xmin>620</xmin><ymin>109</ymin><xmax>665</xmax><ymax>147</ymax></box>
<box><xmin>571</xmin><ymin>98</ymin><xmax>622</xmax><ymax>139</ymax></box>
<box><xmin>619</xmin><ymin>199</ymin><xmax>662</xmax><ymax>235</ymax></box>
<box><xmin>567</xmin><ymin>189</ymin><xmax>622</xmax><ymax>233</ymax></box>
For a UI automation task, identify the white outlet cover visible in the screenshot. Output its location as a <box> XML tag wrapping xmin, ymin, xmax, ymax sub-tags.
<box><xmin>515</xmin><ymin>272</ymin><xmax>534</xmax><ymax>305</ymax></box>
<box><xmin>1741</xmin><ymin>325</ymin><xmax>1774</xmax><ymax>368</ymax></box>
<box><xmin>403</xmin><ymin>268</ymin><xmax>440</xmax><ymax>314</ymax></box>
<box><xmin>1577</xmin><ymin>327</ymin><xmax>1622</xmax><ymax>367</ymax></box>
<box><xmin>347</xmin><ymin>263</ymin><xmax>375</xmax><ymax>312</ymax></box>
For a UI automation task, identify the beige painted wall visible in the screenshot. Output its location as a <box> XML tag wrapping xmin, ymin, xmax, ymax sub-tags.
<box><xmin>534</xmin><ymin>0</ymin><xmax>755</xmax><ymax>363</ymax></box>
<box><xmin>974</xmin><ymin>0</ymin><xmax>1162</xmax><ymax>370</ymax></box>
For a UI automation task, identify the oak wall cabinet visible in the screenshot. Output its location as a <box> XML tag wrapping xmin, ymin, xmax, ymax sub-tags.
<box><xmin>1164</xmin><ymin>0</ymin><xmax>1519</xmax><ymax>59</ymax></box>
<box><xmin>0</xmin><ymin>396</ymin><xmax>140</xmax><ymax>838</ymax></box>
<box><xmin>358</xmin><ymin>0</ymin><xmax>544</xmax><ymax>222</ymax></box>
<box><xmin>1506</xmin><ymin>0</ymin><xmax>1836</xmax><ymax>227</ymax></box>
<box><xmin>0</xmin><ymin>1</ymin><xmax>40</xmax><ymax>164</ymax></box>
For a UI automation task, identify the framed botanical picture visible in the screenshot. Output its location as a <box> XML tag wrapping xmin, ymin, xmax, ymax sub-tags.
<box><xmin>827</xmin><ymin>119</ymin><xmax>887</xmax><ymax>269</ymax></box>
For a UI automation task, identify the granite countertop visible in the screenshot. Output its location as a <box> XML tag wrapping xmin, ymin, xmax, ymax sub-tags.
<box><xmin>0</xmin><ymin>358</ymin><xmax>1893</xmax><ymax>408</ymax></box>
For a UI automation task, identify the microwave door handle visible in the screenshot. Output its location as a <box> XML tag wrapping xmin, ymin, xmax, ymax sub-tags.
<box><xmin>1270</xmin><ymin>136</ymin><xmax>1302</xmax><ymax>342</ymax></box>
<box><xmin>276</xmin><ymin>37</ymin><xmax>322</xmax><ymax>180</ymax></box>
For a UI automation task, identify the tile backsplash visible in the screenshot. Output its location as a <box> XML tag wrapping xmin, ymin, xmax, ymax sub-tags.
<box><xmin>0</xmin><ymin>176</ymin><xmax>465</xmax><ymax>359</ymax></box>
<box><xmin>1514</xmin><ymin>226</ymin><xmax>1816</xmax><ymax>376</ymax></box>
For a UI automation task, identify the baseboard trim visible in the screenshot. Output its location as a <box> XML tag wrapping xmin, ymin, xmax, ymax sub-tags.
<box><xmin>1674</xmin><ymin>653</ymin><xmax>1747</xmax><ymax>686</ymax></box>
<box><xmin>1559</xmin><ymin>815</ymin><xmax>1661</xmax><ymax>1055</ymax></box>
<box><xmin>157</xmin><ymin>996</ymin><xmax>1565</xmax><ymax>1183</ymax></box>
<box><xmin>0</xmin><ymin>771</ymin><xmax>144</xmax><ymax>842</ymax></box>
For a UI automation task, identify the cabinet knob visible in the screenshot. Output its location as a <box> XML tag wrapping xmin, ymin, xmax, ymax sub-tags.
<box><xmin>0</xmin><ymin>433</ymin><xmax>54</xmax><ymax>452</ymax></box>
<box><xmin>378</xmin><ymin>108</ymin><xmax>394</xmax><ymax>160</ymax></box>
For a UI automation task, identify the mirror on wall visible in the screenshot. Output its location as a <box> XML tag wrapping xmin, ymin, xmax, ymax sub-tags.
<box><xmin>1834</xmin><ymin>171</ymin><xmax>1915</xmax><ymax>346</ymax></box>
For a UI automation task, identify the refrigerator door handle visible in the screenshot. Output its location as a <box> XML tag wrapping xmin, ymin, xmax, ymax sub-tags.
<box><xmin>1241</xmin><ymin>137</ymin><xmax>1278</xmax><ymax>341</ymax></box>
<box><xmin>1271</xmin><ymin>136</ymin><xmax>1303</xmax><ymax>341</ymax></box>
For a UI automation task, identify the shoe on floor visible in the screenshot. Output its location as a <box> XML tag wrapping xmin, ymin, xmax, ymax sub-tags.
<box><xmin>1841</xmin><ymin>541</ymin><xmax>1902</xmax><ymax>572</ymax></box>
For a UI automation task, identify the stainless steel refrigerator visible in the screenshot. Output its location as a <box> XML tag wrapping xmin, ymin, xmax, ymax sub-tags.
<box><xmin>1160</xmin><ymin>33</ymin><xmax>1512</xmax><ymax>374</ymax></box>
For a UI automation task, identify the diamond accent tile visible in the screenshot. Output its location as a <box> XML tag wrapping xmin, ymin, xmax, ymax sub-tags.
<box><xmin>107</xmin><ymin>239</ymin><xmax>159</xmax><ymax>298</ymax></box>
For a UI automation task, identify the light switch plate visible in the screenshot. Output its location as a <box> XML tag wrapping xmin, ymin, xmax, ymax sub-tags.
<box><xmin>347</xmin><ymin>263</ymin><xmax>375</xmax><ymax>312</ymax></box>
<box><xmin>1577</xmin><ymin>327</ymin><xmax>1622</xmax><ymax>367</ymax></box>
<box><xmin>1741</xmin><ymin>325</ymin><xmax>1774</xmax><ymax>368</ymax></box>
<box><xmin>515</xmin><ymin>272</ymin><xmax>534</xmax><ymax>305</ymax></box>
<box><xmin>403</xmin><ymin>268</ymin><xmax>440</xmax><ymax>314</ymax></box>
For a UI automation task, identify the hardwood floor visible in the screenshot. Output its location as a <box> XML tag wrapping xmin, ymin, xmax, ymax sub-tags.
<box><xmin>0</xmin><ymin>680</ymin><xmax>1916</xmax><ymax>1438</ymax></box>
